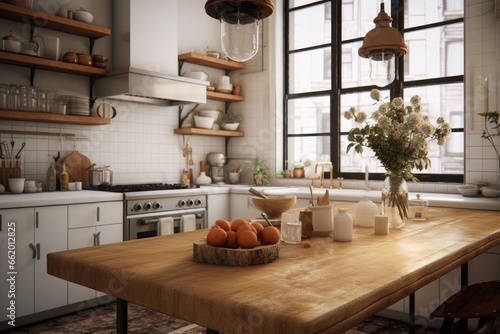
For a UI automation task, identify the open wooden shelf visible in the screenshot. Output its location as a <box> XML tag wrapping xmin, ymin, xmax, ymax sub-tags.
<box><xmin>0</xmin><ymin>110</ymin><xmax>110</xmax><ymax>125</ymax></box>
<box><xmin>0</xmin><ymin>51</ymin><xmax>108</xmax><ymax>77</ymax></box>
<box><xmin>207</xmin><ymin>90</ymin><xmax>244</xmax><ymax>102</ymax></box>
<box><xmin>174</xmin><ymin>127</ymin><xmax>244</xmax><ymax>137</ymax></box>
<box><xmin>0</xmin><ymin>3</ymin><xmax>111</xmax><ymax>38</ymax></box>
<box><xmin>178</xmin><ymin>52</ymin><xmax>244</xmax><ymax>71</ymax></box>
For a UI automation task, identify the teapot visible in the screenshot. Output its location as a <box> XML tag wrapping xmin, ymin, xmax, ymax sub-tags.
<box><xmin>2</xmin><ymin>30</ymin><xmax>22</xmax><ymax>53</ymax></box>
<box><xmin>22</xmin><ymin>38</ymin><xmax>39</xmax><ymax>56</ymax></box>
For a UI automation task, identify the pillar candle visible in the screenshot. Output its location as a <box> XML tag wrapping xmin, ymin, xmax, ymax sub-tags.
<box><xmin>484</xmin><ymin>77</ymin><xmax>489</xmax><ymax>114</ymax></box>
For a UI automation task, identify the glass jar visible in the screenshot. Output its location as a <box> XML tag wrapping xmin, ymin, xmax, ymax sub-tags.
<box><xmin>408</xmin><ymin>194</ymin><xmax>429</xmax><ymax>220</ymax></box>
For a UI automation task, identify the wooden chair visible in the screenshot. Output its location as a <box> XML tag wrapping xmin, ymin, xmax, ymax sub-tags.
<box><xmin>430</xmin><ymin>281</ymin><xmax>500</xmax><ymax>334</ymax></box>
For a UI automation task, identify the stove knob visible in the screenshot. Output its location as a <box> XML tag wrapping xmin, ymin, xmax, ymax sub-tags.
<box><xmin>178</xmin><ymin>199</ymin><xmax>186</xmax><ymax>207</ymax></box>
<box><xmin>194</xmin><ymin>198</ymin><xmax>202</xmax><ymax>206</ymax></box>
<box><xmin>186</xmin><ymin>199</ymin><xmax>194</xmax><ymax>207</ymax></box>
<box><xmin>153</xmin><ymin>202</ymin><xmax>162</xmax><ymax>210</ymax></box>
<box><xmin>144</xmin><ymin>202</ymin><xmax>152</xmax><ymax>210</ymax></box>
<box><xmin>133</xmin><ymin>203</ymin><xmax>143</xmax><ymax>211</ymax></box>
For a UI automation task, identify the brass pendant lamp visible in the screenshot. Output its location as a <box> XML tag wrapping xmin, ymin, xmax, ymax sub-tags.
<box><xmin>358</xmin><ymin>1</ymin><xmax>408</xmax><ymax>87</ymax></box>
<box><xmin>205</xmin><ymin>0</ymin><xmax>274</xmax><ymax>62</ymax></box>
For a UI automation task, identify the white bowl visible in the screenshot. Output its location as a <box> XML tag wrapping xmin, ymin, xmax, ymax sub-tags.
<box><xmin>198</xmin><ymin>109</ymin><xmax>220</xmax><ymax>118</ymax></box>
<box><xmin>457</xmin><ymin>188</ymin><xmax>479</xmax><ymax>197</ymax></box>
<box><xmin>183</xmin><ymin>71</ymin><xmax>208</xmax><ymax>81</ymax></box>
<box><xmin>25</xmin><ymin>180</ymin><xmax>36</xmax><ymax>188</ymax></box>
<box><xmin>194</xmin><ymin>116</ymin><xmax>215</xmax><ymax>129</ymax></box>
<box><xmin>73</xmin><ymin>8</ymin><xmax>94</xmax><ymax>24</ymax></box>
<box><xmin>221</xmin><ymin>123</ymin><xmax>239</xmax><ymax>131</ymax></box>
<box><xmin>457</xmin><ymin>184</ymin><xmax>477</xmax><ymax>191</ymax></box>
<box><xmin>8</xmin><ymin>178</ymin><xmax>25</xmax><ymax>194</ymax></box>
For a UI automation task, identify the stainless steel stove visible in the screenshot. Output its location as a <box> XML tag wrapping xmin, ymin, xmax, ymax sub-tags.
<box><xmin>92</xmin><ymin>183</ymin><xmax>207</xmax><ymax>240</ymax></box>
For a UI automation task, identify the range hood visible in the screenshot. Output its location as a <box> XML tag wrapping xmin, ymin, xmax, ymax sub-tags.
<box><xmin>95</xmin><ymin>0</ymin><xmax>207</xmax><ymax>106</ymax></box>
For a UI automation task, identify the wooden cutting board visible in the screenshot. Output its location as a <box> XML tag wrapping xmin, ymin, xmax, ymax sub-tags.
<box><xmin>63</xmin><ymin>148</ymin><xmax>91</xmax><ymax>186</ymax></box>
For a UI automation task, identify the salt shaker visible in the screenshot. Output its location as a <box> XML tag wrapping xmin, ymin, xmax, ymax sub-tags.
<box><xmin>334</xmin><ymin>208</ymin><xmax>353</xmax><ymax>242</ymax></box>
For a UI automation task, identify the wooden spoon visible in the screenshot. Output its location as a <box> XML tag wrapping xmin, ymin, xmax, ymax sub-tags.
<box><xmin>249</xmin><ymin>187</ymin><xmax>268</xmax><ymax>199</ymax></box>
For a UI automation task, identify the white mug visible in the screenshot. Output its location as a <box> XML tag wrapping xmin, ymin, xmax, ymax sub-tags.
<box><xmin>44</xmin><ymin>36</ymin><xmax>61</xmax><ymax>61</ymax></box>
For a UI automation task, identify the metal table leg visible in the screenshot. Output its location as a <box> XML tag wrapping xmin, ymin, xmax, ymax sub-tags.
<box><xmin>117</xmin><ymin>298</ymin><xmax>128</xmax><ymax>334</ymax></box>
<box><xmin>409</xmin><ymin>292</ymin><xmax>415</xmax><ymax>334</ymax></box>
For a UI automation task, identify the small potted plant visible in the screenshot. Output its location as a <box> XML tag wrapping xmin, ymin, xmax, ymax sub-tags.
<box><xmin>247</xmin><ymin>159</ymin><xmax>269</xmax><ymax>185</ymax></box>
<box><xmin>217</xmin><ymin>110</ymin><xmax>242</xmax><ymax>131</ymax></box>
<box><xmin>286</xmin><ymin>160</ymin><xmax>305</xmax><ymax>178</ymax></box>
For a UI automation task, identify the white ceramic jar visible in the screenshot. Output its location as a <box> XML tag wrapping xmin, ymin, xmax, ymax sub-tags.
<box><xmin>354</xmin><ymin>196</ymin><xmax>378</xmax><ymax>227</ymax></box>
<box><xmin>334</xmin><ymin>208</ymin><xmax>353</xmax><ymax>242</ymax></box>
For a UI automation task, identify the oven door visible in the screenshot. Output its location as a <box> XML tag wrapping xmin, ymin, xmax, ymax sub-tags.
<box><xmin>126</xmin><ymin>207</ymin><xmax>207</xmax><ymax>240</ymax></box>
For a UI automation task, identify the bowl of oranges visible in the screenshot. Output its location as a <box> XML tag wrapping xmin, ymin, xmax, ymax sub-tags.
<box><xmin>193</xmin><ymin>218</ymin><xmax>281</xmax><ymax>266</ymax></box>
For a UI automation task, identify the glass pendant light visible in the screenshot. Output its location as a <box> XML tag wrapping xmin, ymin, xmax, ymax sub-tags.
<box><xmin>358</xmin><ymin>1</ymin><xmax>407</xmax><ymax>87</ymax></box>
<box><xmin>205</xmin><ymin>0</ymin><xmax>274</xmax><ymax>62</ymax></box>
<box><xmin>220</xmin><ymin>5</ymin><xmax>259</xmax><ymax>62</ymax></box>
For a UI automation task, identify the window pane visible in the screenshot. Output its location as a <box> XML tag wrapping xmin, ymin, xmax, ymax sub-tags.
<box><xmin>290</xmin><ymin>3</ymin><xmax>331</xmax><ymax>50</ymax></box>
<box><xmin>342</xmin><ymin>1</ymin><xmax>390</xmax><ymax>41</ymax></box>
<box><xmin>289</xmin><ymin>48</ymin><xmax>331</xmax><ymax>94</ymax></box>
<box><xmin>404</xmin><ymin>83</ymin><xmax>464</xmax><ymax>123</ymax></box>
<box><xmin>287</xmin><ymin>136</ymin><xmax>330</xmax><ymax>167</ymax></box>
<box><xmin>288</xmin><ymin>96</ymin><xmax>331</xmax><ymax>134</ymax></box>
<box><xmin>405</xmin><ymin>23</ymin><xmax>464</xmax><ymax>80</ymax></box>
<box><xmin>406</xmin><ymin>0</ymin><xmax>464</xmax><ymax>29</ymax></box>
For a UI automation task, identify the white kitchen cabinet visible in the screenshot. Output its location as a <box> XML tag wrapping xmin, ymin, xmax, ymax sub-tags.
<box><xmin>0</xmin><ymin>206</ymin><xmax>68</xmax><ymax>319</ymax></box>
<box><xmin>67</xmin><ymin>201</ymin><xmax>123</xmax><ymax>304</ymax></box>
<box><xmin>207</xmin><ymin>193</ymin><xmax>229</xmax><ymax>226</ymax></box>
<box><xmin>229</xmin><ymin>194</ymin><xmax>262</xmax><ymax>221</ymax></box>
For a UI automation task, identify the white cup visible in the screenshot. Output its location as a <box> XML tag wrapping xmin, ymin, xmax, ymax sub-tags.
<box><xmin>44</xmin><ymin>36</ymin><xmax>60</xmax><ymax>61</ymax></box>
<box><xmin>220</xmin><ymin>75</ymin><xmax>230</xmax><ymax>85</ymax></box>
<box><xmin>75</xmin><ymin>182</ymin><xmax>82</xmax><ymax>191</ymax></box>
<box><xmin>68</xmin><ymin>182</ymin><xmax>76</xmax><ymax>191</ymax></box>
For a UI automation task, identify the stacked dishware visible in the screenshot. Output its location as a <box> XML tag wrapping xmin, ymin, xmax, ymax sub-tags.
<box><xmin>59</xmin><ymin>95</ymin><xmax>90</xmax><ymax>116</ymax></box>
<box><xmin>195</xmin><ymin>109</ymin><xmax>220</xmax><ymax>129</ymax></box>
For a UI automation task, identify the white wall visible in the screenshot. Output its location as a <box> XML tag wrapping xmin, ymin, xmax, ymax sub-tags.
<box><xmin>0</xmin><ymin>0</ymin><xmax>498</xmax><ymax>192</ymax></box>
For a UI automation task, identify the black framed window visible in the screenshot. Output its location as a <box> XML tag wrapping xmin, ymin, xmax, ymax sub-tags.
<box><xmin>284</xmin><ymin>0</ymin><xmax>464</xmax><ymax>183</ymax></box>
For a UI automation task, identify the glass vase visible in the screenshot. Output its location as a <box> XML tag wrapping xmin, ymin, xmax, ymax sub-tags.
<box><xmin>381</xmin><ymin>173</ymin><xmax>409</xmax><ymax>229</ymax></box>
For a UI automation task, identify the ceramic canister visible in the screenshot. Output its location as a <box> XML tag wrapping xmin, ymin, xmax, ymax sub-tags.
<box><xmin>334</xmin><ymin>208</ymin><xmax>353</xmax><ymax>242</ymax></box>
<box><xmin>307</xmin><ymin>204</ymin><xmax>333</xmax><ymax>236</ymax></box>
<box><xmin>354</xmin><ymin>196</ymin><xmax>378</xmax><ymax>227</ymax></box>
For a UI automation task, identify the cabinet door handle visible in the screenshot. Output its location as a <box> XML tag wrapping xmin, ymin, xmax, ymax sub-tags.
<box><xmin>36</xmin><ymin>243</ymin><xmax>40</xmax><ymax>260</ymax></box>
<box><xmin>29</xmin><ymin>243</ymin><xmax>37</xmax><ymax>259</ymax></box>
<box><xmin>94</xmin><ymin>231</ymin><xmax>101</xmax><ymax>246</ymax></box>
<box><xmin>35</xmin><ymin>211</ymin><xmax>39</xmax><ymax>228</ymax></box>
<box><xmin>97</xmin><ymin>207</ymin><xmax>100</xmax><ymax>222</ymax></box>
<box><xmin>0</xmin><ymin>214</ymin><xmax>2</xmax><ymax>232</ymax></box>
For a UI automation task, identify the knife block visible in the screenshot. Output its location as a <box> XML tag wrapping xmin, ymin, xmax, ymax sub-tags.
<box><xmin>1</xmin><ymin>162</ymin><xmax>22</xmax><ymax>192</ymax></box>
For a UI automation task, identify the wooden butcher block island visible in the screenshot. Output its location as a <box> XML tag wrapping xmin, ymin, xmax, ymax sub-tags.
<box><xmin>47</xmin><ymin>207</ymin><xmax>500</xmax><ymax>334</ymax></box>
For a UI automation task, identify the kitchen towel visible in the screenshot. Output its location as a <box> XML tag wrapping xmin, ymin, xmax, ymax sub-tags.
<box><xmin>181</xmin><ymin>214</ymin><xmax>196</xmax><ymax>232</ymax></box>
<box><xmin>157</xmin><ymin>217</ymin><xmax>174</xmax><ymax>236</ymax></box>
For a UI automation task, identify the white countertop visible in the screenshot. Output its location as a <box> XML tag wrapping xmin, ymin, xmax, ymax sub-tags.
<box><xmin>0</xmin><ymin>190</ymin><xmax>123</xmax><ymax>209</ymax></box>
<box><xmin>1</xmin><ymin>186</ymin><xmax>498</xmax><ymax>211</ymax></box>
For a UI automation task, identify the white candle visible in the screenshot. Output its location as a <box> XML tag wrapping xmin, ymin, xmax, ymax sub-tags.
<box><xmin>484</xmin><ymin>77</ymin><xmax>489</xmax><ymax>114</ymax></box>
<box><xmin>365</xmin><ymin>164</ymin><xmax>369</xmax><ymax>183</ymax></box>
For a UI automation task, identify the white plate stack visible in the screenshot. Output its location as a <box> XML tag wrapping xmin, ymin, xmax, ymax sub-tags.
<box><xmin>59</xmin><ymin>95</ymin><xmax>90</xmax><ymax>116</ymax></box>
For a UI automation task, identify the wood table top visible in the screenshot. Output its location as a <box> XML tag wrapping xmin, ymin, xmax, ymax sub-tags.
<box><xmin>47</xmin><ymin>206</ymin><xmax>500</xmax><ymax>334</ymax></box>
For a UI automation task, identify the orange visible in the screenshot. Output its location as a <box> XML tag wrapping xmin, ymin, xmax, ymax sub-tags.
<box><xmin>215</xmin><ymin>219</ymin><xmax>231</xmax><ymax>231</ymax></box>
<box><xmin>236</xmin><ymin>223</ymin><xmax>256</xmax><ymax>235</ymax></box>
<box><xmin>260</xmin><ymin>226</ymin><xmax>280</xmax><ymax>245</ymax></box>
<box><xmin>206</xmin><ymin>225</ymin><xmax>227</xmax><ymax>247</ymax></box>
<box><xmin>224</xmin><ymin>230</ymin><xmax>238</xmax><ymax>249</ymax></box>
<box><xmin>231</xmin><ymin>218</ymin><xmax>249</xmax><ymax>232</ymax></box>
<box><xmin>237</xmin><ymin>229</ymin><xmax>259</xmax><ymax>249</ymax></box>
<box><xmin>251</xmin><ymin>222</ymin><xmax>264</xmax><ymax>239</ymax></box>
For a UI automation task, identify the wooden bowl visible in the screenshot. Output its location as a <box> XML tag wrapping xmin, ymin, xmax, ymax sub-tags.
<box><xmin>252</xmin><ymin>195</ymin><xmax>297</xmax><ymax>219</ymax></box>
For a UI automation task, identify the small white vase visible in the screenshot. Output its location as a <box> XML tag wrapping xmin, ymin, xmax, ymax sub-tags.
<box><xmin>334</xmin><ymin>208</ymin><xmax>353</xmax><ymax>242</ymax></box>
<box><xmin>196</xmin><ymin>172</ymin><xmax>211</xmax><ymax>185</ymax></box>
<box><xmin>354</xmin><ymin>196</ymin><xmax>378</xmax><ymax>227</ymax></box>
